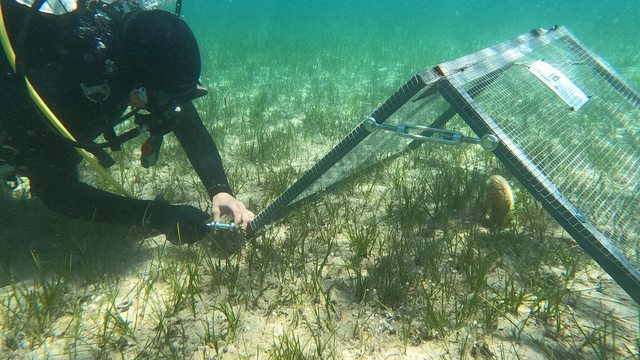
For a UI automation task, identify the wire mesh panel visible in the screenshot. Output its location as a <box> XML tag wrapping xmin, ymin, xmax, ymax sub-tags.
<box><xmin>440</xmin><ymin>26</ymin><xmax>640</xmax><ymax>303</ymax></box>
<box><xmin>247</xmin><ymin>74</ymin><xmax>432</xmax><ymax>236</ymax></box>
<box><xmin>468</xmin><ymin>55</ymin><xmax>639</xmax><ymax>257</ymax></box>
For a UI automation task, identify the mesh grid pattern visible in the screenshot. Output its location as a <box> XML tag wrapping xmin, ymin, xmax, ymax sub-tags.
<box><xmin>248</xmin><ymin>74</ymin><xmax>441</xmax><ymax>235</ymax></box>
<box><xmin>466</xmin><ymin>39</ymin><xmax>640</xmax><ymax>267</ymax></box>
<box><xmin>291</xmin><ymin>90</ymin><xmax>453</xmax><ymax>204</ymax></box>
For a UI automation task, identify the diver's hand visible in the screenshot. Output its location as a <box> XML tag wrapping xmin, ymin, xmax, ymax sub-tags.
<box><xmin>212</xmin><ymin>192</ymin><xmax>254</xmax><ymax>228</ymax></box>
<box><xmin>146</xmin><ymin>199</ymin><xmax>210</xmax><ymax>244</ymax></box>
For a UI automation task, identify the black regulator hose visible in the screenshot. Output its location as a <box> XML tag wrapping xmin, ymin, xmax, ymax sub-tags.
<box><xmin>38</xmin><ymin>107</ymin><xmax>145</xmax><ymax>149</ymax></box>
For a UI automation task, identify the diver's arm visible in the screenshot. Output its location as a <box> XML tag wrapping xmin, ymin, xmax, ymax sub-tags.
<box><xmin>27</xmin><ymin>154</ymin><xmax>209</xmax><ymax>243</ymax></box>
<box><xmin>27</xmin><ymin>157</ymin><xmax>154</xmax><ymax>225</ymax></box>
<box><xmin>171</xmin><ymin>101</ymin><xmax>254</xmax><ymax>227</ymax></box>
<box><xmin>171</xmin><ymin>101</ymin><xmax>233</xmax><ymax>198</ymax></box>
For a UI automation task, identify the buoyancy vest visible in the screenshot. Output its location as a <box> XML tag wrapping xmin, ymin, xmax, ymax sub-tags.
<box><xmin>0</xmin><ymin>0</ymin><xmax>136</xmax><ymax>196</ymax></box>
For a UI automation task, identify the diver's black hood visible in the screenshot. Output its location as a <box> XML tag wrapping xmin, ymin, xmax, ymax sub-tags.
<box><xmin>117</xmin><ymin>10</ymin><xmax>201</xmax><ymax>95</ymax></box>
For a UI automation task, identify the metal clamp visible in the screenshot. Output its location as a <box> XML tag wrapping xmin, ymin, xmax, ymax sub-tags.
<box><xmin>364</xmin><ymin>117</ymin><xmax>499</xmax><ymax>151</ymax></box>
<box><xmin>206</xmin><ymin>221</ymin><xmax>247</xmax><ymax>233</ymax></box>
<box><xmin>206</xmin><ymin>221</ymin><xmax>236</xmax><ymax>231</ymax></box>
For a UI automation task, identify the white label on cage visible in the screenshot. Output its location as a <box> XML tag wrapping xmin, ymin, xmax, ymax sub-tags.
<box><xmin>527</xmin><ymin>60</ymin><xmax>590</xmax><ymax>111</ymax></box>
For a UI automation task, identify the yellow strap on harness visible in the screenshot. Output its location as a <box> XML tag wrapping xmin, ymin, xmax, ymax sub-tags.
<box><xmin>0</xmin><ymin>3</ymin><xmax>134</xmax><ymax>198</ymax></box>
<box><xmin>0</xmin><ymin>1</ymin><xmax>16</xmax><ymax>72</ymax></box>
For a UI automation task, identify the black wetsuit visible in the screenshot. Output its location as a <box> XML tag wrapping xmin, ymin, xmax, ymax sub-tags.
<box><xmin>0</xmin><ymin>0</ymin><xmax>232</xmax><ymax>227</ymax></box>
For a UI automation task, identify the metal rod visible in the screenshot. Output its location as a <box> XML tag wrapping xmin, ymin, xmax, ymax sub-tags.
<box><xmin>364</xmin><ymin>118</ymin><xmax>498</xmax><ymax>150</ymax></box>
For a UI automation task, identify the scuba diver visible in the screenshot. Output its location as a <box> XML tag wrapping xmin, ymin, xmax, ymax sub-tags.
<box><xmin>0</xmin><ymin>0</ymin><xmax>254</xmax><ymax>244</ymax></box>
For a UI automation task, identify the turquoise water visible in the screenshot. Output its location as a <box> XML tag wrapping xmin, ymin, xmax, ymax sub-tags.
<box><xmin>182</xmin><ymin>0</ymin><xmax>640</xmax><ymax>89</ymax></box>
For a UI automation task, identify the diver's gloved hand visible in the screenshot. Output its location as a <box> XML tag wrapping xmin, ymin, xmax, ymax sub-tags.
<box><xmin>145</xmin><ymin>197</ymin><xmax>210</xmax><ymax>244</ymax></box>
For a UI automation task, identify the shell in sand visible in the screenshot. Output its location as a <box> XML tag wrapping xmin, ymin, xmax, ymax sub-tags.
<box><xmin>487</xmin><ymin>175</ymin><xmax>514</xmax><ymax>225</ymax></box>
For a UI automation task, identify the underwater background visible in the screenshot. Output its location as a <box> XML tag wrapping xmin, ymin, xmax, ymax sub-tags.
<box><xmin>181</xmin><ymin>0</ymin><xmax>640</xmax><ymax>91</ymax></box>
<box><xmin>3</xmin><ymin>1</ymin><xmax>640</xmax><ymax>358</ymax></box>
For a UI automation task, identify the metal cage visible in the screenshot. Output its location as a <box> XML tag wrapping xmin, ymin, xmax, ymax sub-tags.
<box><xmin>248</xmin><ymin>26</ymin><xmax>640</xmax><ymax>304</ymax></box>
